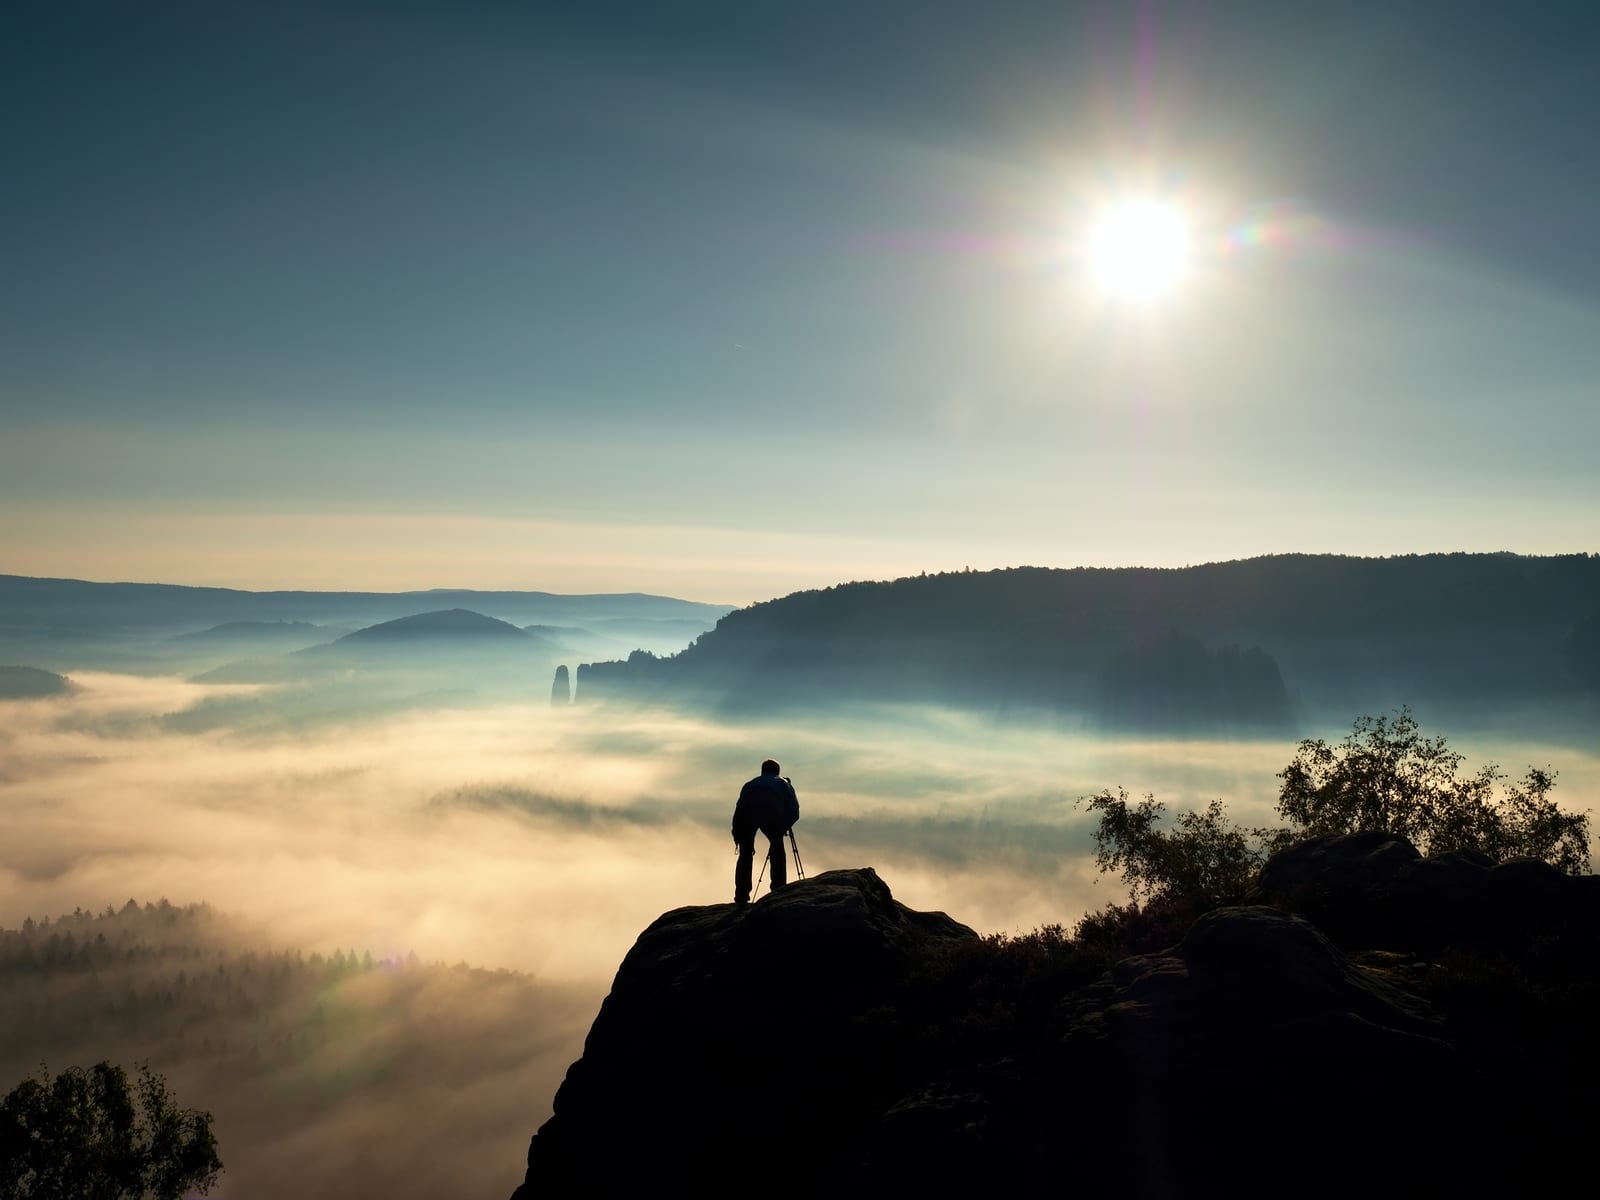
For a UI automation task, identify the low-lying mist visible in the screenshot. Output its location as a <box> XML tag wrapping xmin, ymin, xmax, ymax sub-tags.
<box><xmin>3</xmin><ymin>673</ymin><xmax>1593</xmax><ymax>1197</ymax></box>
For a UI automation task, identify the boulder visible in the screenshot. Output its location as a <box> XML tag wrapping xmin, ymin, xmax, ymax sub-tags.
<box><xmin>1256</xmin><ymin>832</ymin><xmax>1600</xmax><ymax>959</ymax></box>
<box><xmin>512</xmin><ymin>869</ymin><xmax>975</xmax><ymax>1197</ymax></box>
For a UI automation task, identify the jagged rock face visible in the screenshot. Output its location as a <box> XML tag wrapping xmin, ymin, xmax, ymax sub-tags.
<box><xmin>1044</xmin><ymin>906</ymin><xmax>1462</xmax><ymax>1197</ymax></box>
<box><xmin>514</xmin><ymin>869</ymin><xmax>975</xmax><ymax>1198</ymax></box>
<box><xmin>549</xmin><ymin>665</ymin><xmax>569</xmax><ymax>706</ymax></box>
<box><xmin>846</xmin><ymin>905</ymin><xmax>1471</xmax><ymax>1196</ymax></box>
<box><xmin>514</xmin><ymin>850</ymin><xmax>1599</xmax><ymax>1198</ymax></box>
<box><xmin>1256</xmin><ymin>830</ymin><xmax>1600</xmax><ymax>957</ymax></box>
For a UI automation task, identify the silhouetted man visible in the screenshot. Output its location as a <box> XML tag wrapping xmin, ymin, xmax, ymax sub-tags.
<box><xmin>732</xmin><ymin>758</ymin><xmax>799</xmax><ymax>904</ymax></box>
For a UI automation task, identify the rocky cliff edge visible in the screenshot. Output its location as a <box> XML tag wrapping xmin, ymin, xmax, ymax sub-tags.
<box><xmin>513</xmin><ymin>849</ymin><xmax>1598</xmax><ymax>1198</ymax></box>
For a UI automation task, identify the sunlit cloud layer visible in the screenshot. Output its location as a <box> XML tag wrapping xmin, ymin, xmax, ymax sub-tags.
<box><xmin>12</xmin><ymin>671</ymin><xmax>1591</xmax><ymax>965</ymax></box>
<box><xmin>1</xmin><ymin>674</ymin><xmax>1302</xmax><ymax>974</ymax></box>
<box><xmin>4</xmin><ymin>671</ymin><xmax>1596</xmax><ymax>1197</ymax></box>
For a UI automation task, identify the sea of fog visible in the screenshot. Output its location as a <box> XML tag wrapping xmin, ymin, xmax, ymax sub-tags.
<box><xmin>3</xmin><ymin>674</ymin><xmax>1595</xmax><ymax>1197</ymax></box>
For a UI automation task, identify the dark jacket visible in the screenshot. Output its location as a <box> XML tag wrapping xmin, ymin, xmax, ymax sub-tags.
<box><xmin>731</xmin><ymin>774</ymin><xmax>799</xmax><ymax>842</ymax></box>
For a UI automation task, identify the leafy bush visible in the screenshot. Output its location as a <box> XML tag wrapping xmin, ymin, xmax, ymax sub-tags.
<box><xmin>1078</xmin><ymin>789</ymin><xmax>1270</xmax><ymax>909</ymax></box>
<box><xmin>1277</xmin><ymin>708</ymin><xmax>1590</xmax><ymax>874</ymax></box>
<box><xmin>1077</xmin><ymin>711</ymin><xmax>1592</xmax><ymax>940</ymax></box>
<box><xmin>1071</xmin><ymin>895</ymin><xmax>1212</xmax><ymax>958</ymax></box>
<box><xmin>889</xmin><ymin>923</ymin><xmax>1113</xmax><ymax>1053</ymax></box>
<box><xmin>0</xmin><ymin>1061</ymin><xmax>221</xmax><ymax>1200</ymax></box>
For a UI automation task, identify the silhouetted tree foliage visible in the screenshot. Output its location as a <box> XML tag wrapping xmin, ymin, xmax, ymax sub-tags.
<box><xmin>1081</xmin><ymin>711</ymin><xmax>1593</xmax><ymax>938</ymax></box>
<box><xmin>1071</xmin><ymin>895</ymin><xmax>1211</xmax><ymax>958</ymax></box>
<box><xmin>1277</xmin><ymin>708</ymin><xmax>1591</xmax><ymax>873</ymax></box>
<box><xmin>1079</xmin><ymin>789</ymin><xmax>1270</xmax><ymax>910</ymax></box>
<box><xmin>882</xmin><ymin>924</ymin><xmax>1116</xmax><ymax>1055</ymax></box>
<box><xmin>0</xmin><ymin>1061</ymin><xmax>221</xmax><ymax>1199</ymax></box>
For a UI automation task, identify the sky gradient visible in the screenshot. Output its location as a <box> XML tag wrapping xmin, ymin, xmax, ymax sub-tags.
<box><xmin>4</xmin><ymin>0</ymin><xmax>1597</xmax><ymax>604</ymax></box>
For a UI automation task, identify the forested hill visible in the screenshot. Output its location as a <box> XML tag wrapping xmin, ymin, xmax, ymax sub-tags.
<box><xmin>0</xmin><ymin>901</ymin><xmax>597</xmax><ymax>1199</ymax></box>
<box><xmin>575</xmin><ymin>554</ymin><xmax>1600</xmax><ymax>733</ymax></box>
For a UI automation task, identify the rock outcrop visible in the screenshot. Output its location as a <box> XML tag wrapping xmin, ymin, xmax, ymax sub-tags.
<box><xmin>1047</xmin><ymin>906</ymin><xmax>1460</xmax><ymax>1196</ymax></box>
<box><xmin>549</xmin><ymin>665</ymin><xmax>570</xmax><ymax>706</ymax></box>
<box><xmin>513</xmin><ymin>845</ymin><xmax>1599</xmax><ymax>1198</ymax></box>
<box><xmin>1255</xmin><ymin>830</ymin><xmax>1600</xmax><ymax>957</ymax></box>
<box><xmin>513</xmin><ymin>869</ymin><xmax>974</xmax><ymax>1197</ymax></box>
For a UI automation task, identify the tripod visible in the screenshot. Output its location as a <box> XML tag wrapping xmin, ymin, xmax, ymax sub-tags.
<box><xmin>751</xmin><ymin>828</ymin><xmax>806</xmax><ymax>897</ymax></box>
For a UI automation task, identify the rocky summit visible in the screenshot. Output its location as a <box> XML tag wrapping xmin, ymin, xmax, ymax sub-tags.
<box><xmin>512</xmin><ymin>849</ymin><xmax>1598</xmax><ymax>1198</ymax></box>
<box><xmin>512</xmin><ymin>868</ymin><xmax>975</xmax><ymax>1198</ymax></box>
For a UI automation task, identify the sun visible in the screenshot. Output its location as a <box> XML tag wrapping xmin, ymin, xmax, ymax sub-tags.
<box><xmin>1085</xmin><ymin>197</ymin><xmax>1192</xmax><ymax>302</ymax></box>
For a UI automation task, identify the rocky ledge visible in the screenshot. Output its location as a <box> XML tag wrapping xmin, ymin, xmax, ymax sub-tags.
<box><xmin>513</xmin><ymin>848</ymin><xmax>1598</xmax><ymax>1198</ymax></box>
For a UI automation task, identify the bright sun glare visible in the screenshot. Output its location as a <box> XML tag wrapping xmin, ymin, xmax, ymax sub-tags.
<box><xmin>1086</xmin><ymin>198</ymin><xmax>1192</xmax><ymax>302</ymax></box>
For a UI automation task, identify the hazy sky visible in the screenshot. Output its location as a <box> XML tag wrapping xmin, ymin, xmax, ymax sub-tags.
<box><xmin>4</xmin><ymin>0</ymin><xmax>1597</xmax><ymax>603</ymax></box>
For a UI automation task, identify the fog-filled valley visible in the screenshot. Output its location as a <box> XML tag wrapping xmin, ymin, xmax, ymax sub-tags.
<box><xmin>1</xmin><ymin>900</ymin><xmax>597</xmax><ymax>1198</ymax></box>
<box><xmin>0</xmin><ymin>676</ymin><xmax>1316</xmax><ymax>1197</ymax></box>
<box><xmin>3</xmin><ymin>560</ymin><xmax>1598</xmax><ymax>1197</ymax></box>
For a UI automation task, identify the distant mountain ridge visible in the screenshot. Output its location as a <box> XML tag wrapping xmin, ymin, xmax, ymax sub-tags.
<box><xmin>573</xmin><ymin>553</ymin><xmax>1600</xmax><ymax>734</ymax></box>
<box><xmin>0</xmin><ymin>574</ymin><xmax>733</xmax><ymax>631</ymax></box>
<box><xmin>0</xmin><ymin>575</ymin><xmax>732</xmax><ymax>679</ymax></box>
<box><xmin>193</xmin><ymin>609</ymin><xmax>564</xmax><ymax>687</ymax></box>
<box><xmin>173</xmin><ymin>620</ymin><xmax>328</xmax><ymax>641</ymax></box>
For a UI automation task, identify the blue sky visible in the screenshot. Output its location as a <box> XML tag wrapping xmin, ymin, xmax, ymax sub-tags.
<box><xmin>3</xmin><ymin>0</ymin><xmax>1597</xmax><ymax>603</ymax></box>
